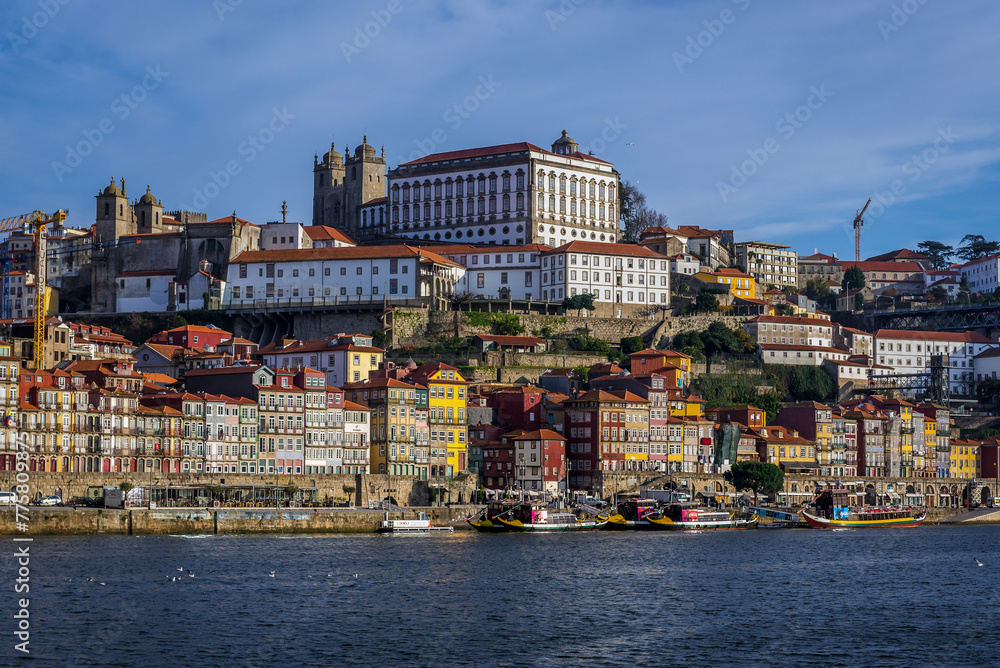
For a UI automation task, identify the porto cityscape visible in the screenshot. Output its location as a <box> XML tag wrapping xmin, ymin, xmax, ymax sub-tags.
<box><xmin>2</xmin><ymin>1</ymin><xmax>1000</xmax><ymax>666</ymax></box>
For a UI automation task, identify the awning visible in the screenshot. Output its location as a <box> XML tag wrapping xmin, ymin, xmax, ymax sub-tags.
<box><xmin>781</xmin><ymin>461</ymin><xmax>820</xmax><ymax>471</ymax></box>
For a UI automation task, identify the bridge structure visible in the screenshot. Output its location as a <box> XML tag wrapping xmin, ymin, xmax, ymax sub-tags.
<box><xmin>867</xmin><ymin>301</ymin><xmax>1000</xmax><ymax>333</ymax></box>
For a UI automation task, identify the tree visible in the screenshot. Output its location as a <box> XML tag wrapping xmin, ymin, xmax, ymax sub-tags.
<box><xmin>854</xmin><ymin>293</ymin><xmax>864</xmax><ymax>311</ymax></box>
<box><xmin>804</xmin><ymin>277</ymin><xmax>832</xmax><ymax>303</ymax></box>
<box><xmin>929</xmin><ymin>286</ymin><xmax>949</xmax><ymax>303</ymax></box>
<box><xmin>673</xmin><ymin>330</ymin><xmax>705</xmax><ymax>360</ymax></box>
<box><xmin>702</xmin><ymin>321</ymin><xmax>739</xmax><ymax>357</ymax></box>
<box><xmin>562</xmin><ymin>293</ymin><xmax>596</xmax><ymax>316</ymax></box>
<box><xmin>842</xmin><ymin>264</ymin><xmax>866</xmax><ymax>292</ymax></box>
<box><xmin>723</xmin><ymin>461</ymin><xmax>784</xmax><ymax>506</ymax></box>
<box><xmin>371</xmin><ymin>329</ymin><xmax>390</xmax><ymax>350</ymax></box>
<box><xmin>118</xmin><ymin>481</ymin><xmax>135</xmax><ymax>505</ymax></box>
<box><xmin>917</xmin><ymin>240</ymin><xmax>954</xmax><ymax>270</ymax></box>
<box><xmin>959</xmin><ymin>275</ymin><xmax>971</xmax><ymax>303</ymax></box>
<box><xmin>620</xmin><ymin>336</ymin><xmax>645</xmax><ymax>356</ymax></box>
<box><xmin>956</xmin><ymin>234</ymin><xmax>1000</xmax><ymax>262</ymax></box>
<box><xmin>571</xmin><ymin>364</ymin><xmax>590</xmax><ymax>383</ymax></box>
<box><xmin>694</xmin><ymin>291</ymin><xmax>720</xmax><ymax>312</ymax></box>
<box><xmin>619</xmin><ymin>180</ymin><xmax>668</xmax><ymax>244</ymax></box>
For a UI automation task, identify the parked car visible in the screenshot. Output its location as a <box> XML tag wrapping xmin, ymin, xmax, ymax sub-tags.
<box><xmin>36</xmin><ymin>495</ymin><xmax>62</xmax><ymax>506</ymax></box>
<box><xmin>68</xmin><ymin>496</ymin><xmax>100</xmax><ymax>508</ymax></box>
<box><xmin>0</xmin><ymin>491</ymin><xmax>16</xmax><ymax>505</ymax></box>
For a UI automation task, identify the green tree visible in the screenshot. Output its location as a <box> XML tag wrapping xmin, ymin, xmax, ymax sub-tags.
<box><xmin>571</xmin><ymin>364</ymin><xmax>590</xmax><ymax>382</ymax></box>
<box><xmin>371</xmin><ymin>329</ymin><xmax>390</xmax><ymax>350</ymax></box>
<box><xmin>842</xmin><ymin>264</ymin><xmax>866</xmax><ymax>292</ymax></box>
<box><xmin>621</xmin><ymin>336</ymin><xmax>645</xmax><ymax>356</ymax></box>
<box><xmin>929</xmin><ymin>286</ymin><xmax>949</xmax><ymax>303</ymax></box>
<box><xmin>917</xmin><ymin>240</ymin><xmax>955</xmax><ymax>270</ymax></box>
<box><xmin>673</xmin><ymin>331</ymin><xmax>705</xmax><ymax>360</ymax></box>
<box><xmin>958</xmin><ymin>275</ymin><xmax>971</xmax><ymax>303</ymax></box>
<box><xmin>956</xmin><ymin>234</ymin><xmax>1000</xmax><ymax>262</ymax></box>
<box><xmin>492</xmin><ymin>314</ymin><xmax>524</xmax><ymax>336</ymax></box>
<box><xmin>804</xmin><ymin>277</ymin><xmax>832</xmax><ymax>303</ymax></box>
<box><xmin>854</xmin><ymin>293</ymin><xmax>864</xmax><ymax>311</ymax></box>
<box><xmin>695</xmin><ymin>291</ymin><xmax>720</xmax><ymax>312</ymax></box>
<box><xmin>562</xmin><ymin>293</ymin><xmax>597</xmax><ymax>316</ymax></box>
<box><xmin>723</xmin><ymin>462</ymin><xmax>785</xmax><ymax>506</ymax></box>
<box><xmin>702</xmin><ymin>321</ymin><xmax>739</xmax><ymax>356</ymax></box>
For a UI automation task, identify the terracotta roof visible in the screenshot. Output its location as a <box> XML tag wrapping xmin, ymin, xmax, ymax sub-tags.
<box><xmin>231</xmin><ymin>244</ymin><xmax>459</xmax><ymax>267</ymax></box>
<box><xmin>302</xmin><ymin>225</ymin><xmax>357</xmax><ymax>245</ymax></box>
<box><xmin>399</xmin><ymin>141</ymin><xmax>613</xmax><ymax>166</ymax></box>
<box><xmin>875</xmin><ymin>329</ymin><xmax>996</xmax><ymax>344</ymax></box>
<box><xmin>342</xmin><ymin>400</ymin><xmax>371</xmax><ymax>411</ymax></box>
<box><xmin>865</xmin><ymin>248</ymin><xmax>927</xmax><ymax>262</ymax></box>
<box><xmin>542</xmin><ymin>241</ymin><xmax>667</xmax><ymax>259</ymax></box>
<box><xmin>838</xmin><ymin>260</ymin><xmax>924</xmax><ymax>273</ymax></box>
<box><xmin>747</xmin><ymin>315</ymin><xmax>834</xmax><ymax>327</ymax></box>
<box><xmin>511</xmin><ymin>429</ymin><xmax>566</xmax><ymax>441</ymax></box>
<box><xmin>799</xmin><ymin>253</ymin><xmax>837</xmax><ymax>262</ymax></box>
<box><xmin>183</xmin><ymin>365</ymin><xmax>266</xmax><ymax>376</ymax></box>
<box><xmin>258</xmin><ymin>339</ymin><xmax>383</xmax><ymax>355</ymax></box>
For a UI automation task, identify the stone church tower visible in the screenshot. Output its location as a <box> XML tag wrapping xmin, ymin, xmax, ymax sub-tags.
<box><xmin>312</xmin><ymin>136</ymin><xmax>386</xmax><ymax>235</ymax></box>
<box><xmin>94</xmin><ymin>177</ymin><xmax>135</xmax><ymax>247</ymax></box>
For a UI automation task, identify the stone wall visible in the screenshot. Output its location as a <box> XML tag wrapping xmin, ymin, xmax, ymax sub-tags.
<box><xmin>292</xmin><ymin>311</ymin><xmax>386</xmax><ymax>341</ymax></box>
<box><xmin>0</xmin><ymin>471</ymin><xmax>486</xmax><ymax>509</ymax></box>
<box><xmin>0</xmin><ymin>505</ymin><xmax>485</xmax><ymax>535</ymax></box>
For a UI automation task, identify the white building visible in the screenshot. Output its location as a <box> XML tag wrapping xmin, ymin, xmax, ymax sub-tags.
<box><xmin>260</xmin><ymin>222</ymin><xmax>314</xmax><ymax>250</ymax></box>
<box><xmin>735</xmin><ymin>241</ymin><xmax>798</xmax><ymax>291</ymax></box>
<box><xmin>431</xmin><ymin>243</ymin><xmax>550</xmax><ymax>300</ymax></box>
<box><xmin>959</xmin><ymin>254</ymin><xmax>1000</xmax><ymax>294</ymax></box>
<box><xmin>115</xmin><ymin>270</ymin><xmax>174</xmax><ymax>313</ymax></box>
<box><xmin>225</xmin><ymin>245</ymin><xmax>463</xmax><ymax>312</ymax></box>
<box><xmin>342</xmin><ymin>400</ymin><xmax>371</xmax><ymax>474</ymax></box>
<box><xmin>874</xmin><ymin>329</ymin><xmax>999</xmax><ymax>397</ymax></box>
<box><xmin>258</xmin><ymin>334</ymin><xmax>384</xmax><ymax>387</ymax></box>
<box><xmin>539</xmin><ymin>241</ymin><xmax>670</xmax><ymax>317</ymax></box>
<box><xmin>668</xmin><ymin>252</ymin><xmax>700</xmax><ymax>276</ymax></box>
<box><xmin>385</xmin><ymin>131</ymin><xmax>619</xmax><ymax>247</ymax></box>
<box><xmin>758</xmin><ymin>343</ymin><xmax>849</xmax><ymax>366</ymax></box>
<box><xmin>973</xmin><ymin>348</ymin><xmax>1000</xmax><ymax>387</ymax></box>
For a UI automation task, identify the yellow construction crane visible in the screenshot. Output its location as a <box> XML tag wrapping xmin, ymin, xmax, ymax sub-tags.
<box><xmin>0</xmin><ymin>209</ymin><xmax>68</xmax><ymax>369</ymax></box>
<box><xmin>852</xmin><ymin>198</ymin><xmax>871</xmax><ymax>263</ymax></box>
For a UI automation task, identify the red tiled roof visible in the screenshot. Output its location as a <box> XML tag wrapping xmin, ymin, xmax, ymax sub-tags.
<box><xmin>399</xmin><ymin>142</ymin><xmax>613</xmax><ymax>166</ymax></box>
<box><xmin>542</xmin><ymin>241</ymin><xmax>667</xmax><ymax>259</ymax></box>
<box><xmin>302</xmin><ymin>225</ymin><xmax>357</xmax><ymax>245</ymax></box>
<box><xmin>231</xmin><ymin>244</ymin><xmax>459</xmax><ymax>267</ymax></box>
<box><xmin>838</xmin><ymin>261</ymin><xmax>924</xmax><ymax>273</ymax></box>
<box><xmin>875</xmin><ymin>329</ymin><xmax>996</xmax><ymax>344</ymax></box>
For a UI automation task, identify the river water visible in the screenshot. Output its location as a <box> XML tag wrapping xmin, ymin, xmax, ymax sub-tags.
<box><xmin>10</xmin><ymin>526</ymin><xmax>1000</xmax><ymax>667</ymax></box>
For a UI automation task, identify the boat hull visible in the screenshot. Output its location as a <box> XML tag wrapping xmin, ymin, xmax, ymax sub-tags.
<box><xmin>493</xmin><ymin>517</ymin><xmax>608</xmax><ymax>532</ymax></box>
<box><xmin>467</xmin><ymin>518</ymin><xmax>508</xmax><ymax>532</ymax></box>
<box><xmin>646</xmin><ymin>515</ymin><xmax>759</xmax><ymax>531</ymax></box>
<box><xmin>603</xmin><ymin>514</ymin><xmax>655</xmax><ymax>530</ymax></box>
<box><xmin>801</xmin><ymin>511</ymin><xmax>925</xmax><ymax>529</ymax></box>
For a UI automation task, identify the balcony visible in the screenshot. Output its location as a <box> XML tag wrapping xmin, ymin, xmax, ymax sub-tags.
<box><xmin>936</xmin><ymin>429</ymin><xmax>951</xmax><ymax>436</ymax></box>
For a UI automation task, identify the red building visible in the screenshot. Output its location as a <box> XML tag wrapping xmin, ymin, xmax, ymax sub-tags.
<box><xmin>149</xmin><ymin>324</ymin><xmax>233</xmax><ymax>350</ymax></box>
<box><xmin>511</xmin><ymin>429</ymin><xmax>567</xmax><ymax>495</ymax></box>
<box><xmin>491</xmin><ymin>385</ymin><xmax>546</xmax><ymax>431</ymax></box>
<box><xmin>482</xmin><ymin>430</ymin><xmax>519</xmax><ymax>492</ymax></box>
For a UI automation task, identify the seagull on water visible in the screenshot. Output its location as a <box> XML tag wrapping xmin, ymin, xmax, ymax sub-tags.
<box><xmin>974</xmin><ymin>558</ymin><xmax>984</xmax><ymax>567</ymax></box>
<box><xmin>353</xmin><ymin>574</ymin><xmax>358</xmax><ymax>579</ymax></box>
<box><xmin>268</xmin><ymin>571</ymin><xmax>275</xmax><ymax>578</ymax></box>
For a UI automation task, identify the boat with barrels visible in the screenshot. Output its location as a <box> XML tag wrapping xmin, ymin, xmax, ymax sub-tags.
<box><xmin>471</xmin><ymin>501</ymin><xmax>607</xmax><ymax>532</ymax></box>
<box><xmin>645</xmin><ymin>502</ymin><xmax>759</xmax><ymax>530</ymax></box>
<box><xmin>801</xmin><ymin>488</ymin><xmax>925</xmax><ymax>529</ymax></box>
<box><xmin>604</xmin><ymin>498</ymin><xmax>660</xmax><ymax>530</ymax></box>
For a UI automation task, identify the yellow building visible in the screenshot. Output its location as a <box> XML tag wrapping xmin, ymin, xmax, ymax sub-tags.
<box><xmin>951</xmin><ymin>439</ymin><xmax>978</xmax><ymax>479</ymax></box>
<box><xmin>408</xmin><ymin>363</ymin><xmax>469</xmax><ymax>476</ymax></box>
<box><xmin>694</xmin><ymin>268</ymin><xmax>757</xmax><ymax>299</ymax></box>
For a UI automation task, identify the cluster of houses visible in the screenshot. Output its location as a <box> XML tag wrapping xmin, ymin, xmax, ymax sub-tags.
<box><xmin>6</xmin><ymin>319</ymin><xmax>1000</xmax><ymax>508</ymax></box>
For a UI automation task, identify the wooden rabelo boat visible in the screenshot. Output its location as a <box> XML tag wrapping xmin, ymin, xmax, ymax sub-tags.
<box><xmin>604</xmin><ymin>498</ymin><xmax>660</xmax><ymax>530</ymax></box>
<box><xmin>472</xmin><ymin>501</ymin><xmax>607</xmax><ymax>532</ymax></box>
<box><xmin>801</xmin><ymin>488</ymin><xmax>925</xmax><ymax>529</ymax></box>
<box><xmin>645</xmin><ymin>503</ymin><xmax>759</xmax><ymax>530</ymax></box>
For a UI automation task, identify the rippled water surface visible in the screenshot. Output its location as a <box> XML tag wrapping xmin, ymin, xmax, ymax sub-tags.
<box><xmin>13</xmin><ymin>526</ymin><xmax>1000</xmax><ymax>666</ymax></box>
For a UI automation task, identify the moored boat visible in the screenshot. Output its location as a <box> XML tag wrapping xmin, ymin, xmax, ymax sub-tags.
<box><xmin>801</xmin><ymin>488</ymin><xmax>925</xmax><ymax>529</ymax></box>
<box><xmin>378</xmin><ymin>513</ymin><xmax>454</xmax><ymax>534</ymax></box>
<box><xmin>645</xmin><ymin>503</ymin><xmax>759</xmax><ymax>530</ymax></box>
<box><xmin>467</xmin><ymin>500</ymin><xmax>522</xmax><ymax>532</ymax></box>
<box><xmin>491</xmin><ymin>502</ymin><xmax>608</xmax><ymax>532</ymax></box>
<box><xmin>605</xmin><ymin>498</ymin><xmax>660</xmax><ymax>530</ymax></box>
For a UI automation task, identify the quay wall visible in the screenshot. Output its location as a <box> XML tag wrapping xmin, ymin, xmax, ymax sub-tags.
<box><xmin>0</xmin><ymin>505</ymin><xmax>483</xmax><ymax>536</ymax></box>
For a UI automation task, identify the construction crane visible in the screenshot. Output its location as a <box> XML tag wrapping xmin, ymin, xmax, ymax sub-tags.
<box><xmin>852</xmin><ymin>198</ymin><xmax>871</xmax><ymax>263</ymax></box>
<box><xmin>0</xmin><ymin>209</ymin><xmax>67</xmax><ymax>369</ymax></box>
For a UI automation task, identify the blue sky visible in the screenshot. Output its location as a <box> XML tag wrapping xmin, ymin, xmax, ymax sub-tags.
<box><xmin>1</xmin><ymin>0</ymin><xmax>998</xmax><ymax>259</ymax></box>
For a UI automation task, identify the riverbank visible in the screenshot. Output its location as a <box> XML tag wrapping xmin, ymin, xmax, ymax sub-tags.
<box><xmin>2</xmin><ymin>503</ymin><xmax>988</xmax><ymax>535</ymax></box>
<box><xmin>0</xmin><ymin>506</ymin><xmax>483</xmax><ymax>535</ymax></box>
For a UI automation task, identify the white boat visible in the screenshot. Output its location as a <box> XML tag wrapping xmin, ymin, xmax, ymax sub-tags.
<box><xmin>377</xmin><ymin>513</ymin><xmax>454</xmax><ymax>534</ymax></box>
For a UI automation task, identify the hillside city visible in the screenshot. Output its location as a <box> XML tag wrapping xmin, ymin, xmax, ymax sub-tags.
<box><xmin>5</xmin><ymin>130</ymin><xmax>1000</xmax><ymax>506</ymax></box>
